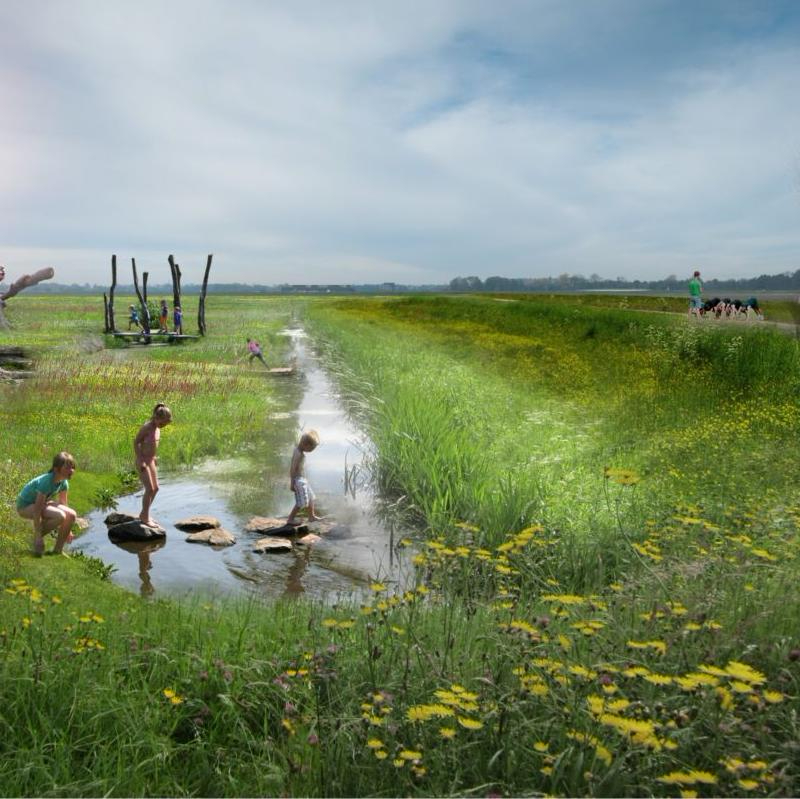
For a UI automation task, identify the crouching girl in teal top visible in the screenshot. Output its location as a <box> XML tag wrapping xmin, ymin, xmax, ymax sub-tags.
<box><xmin>16</xmin><ymin>451</ymin><xmax>77</xmax><ymax>556</ymax></box>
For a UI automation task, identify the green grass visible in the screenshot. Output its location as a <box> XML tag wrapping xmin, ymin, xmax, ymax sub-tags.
<box><xmin>2</xmin><ymin>293</ymin><xmax>799</xmax><ymax>796</ymax></box>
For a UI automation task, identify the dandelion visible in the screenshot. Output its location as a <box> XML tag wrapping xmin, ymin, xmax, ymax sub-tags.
<box><xmin>457</xmin><ymin>717</ymin><xmax>483</xmax><ymax>730</ymax></box>
<box><xmin>533</xmin><ymin>741</ymin><xmax>549</xmax><ymax>753</ymax></box>
<box><xmin>366</xmin><ymin>738</ymin><xmax>384</xmax><ymax>749</ymax></box>
<box><xmin>370</xmin><ymin>582</ymin><xmax>386</xmax><ymax>593</ymax></box>
<box><xmin>439</xmin><ymin>727</ymin><xmax>456</xmax><ymax>739</ymax></box>
<box><xmin>399</xmin><ymin>749</ymin><xmax>422</xmax><ymax>761</ymax></box>
<box><xmin>763</xmin><ymin>690</ymin><xmax>783</xmax><ymax>703</ymax></box>
<box><xmin>374</xmin><ymin>749</ymin><xmax>388</xmax><ymax>760</ymax></box>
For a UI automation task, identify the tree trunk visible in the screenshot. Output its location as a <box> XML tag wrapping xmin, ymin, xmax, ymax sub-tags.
<box><xmin>131</xmin><ymin>258</ymin><xmax>152</xmax><ymax>341</ymax></box>
<box><xmin>168</xmin><ymin>254</ymin><xmax>182</xmax><ymax>311</ymax></box>
<box><xmin>143</xmin><ymin>271</ymin><xmax>149</xmax><ymax>305</ymax></box>
<box><xmin>109</xmin><ymin>254</ymin><xmax>117</xmax><ymax>332</ymax></box>
<box><xmin>0</xmin><ymin>267</ymin><xmax>56</xmax><ymax>329</ymax></box>
<box><xmin>198</xmin><ymin>253</ymin><xmax>213</xmax><ymax>335</ymax></box>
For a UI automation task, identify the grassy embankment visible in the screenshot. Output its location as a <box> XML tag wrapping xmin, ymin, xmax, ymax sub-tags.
<box><xmin>2</xmin><ymin>293</ymin><xmax>800</xmax><ymax>796</ymax></box>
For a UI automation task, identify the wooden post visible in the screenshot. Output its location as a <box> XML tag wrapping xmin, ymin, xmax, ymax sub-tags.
<box><xmin>198</xmin><ymin>253</ymin><xmax>213</xmax><ymax>335</ymax></box>
<box><xmin>131</xmin><ymin>258</ymin><xmax>151</xmax><ymax>342</ymax></box>
<box><xmin>168</xmin><ymin>254</ymin><xmax>182</xmax><ymax>311</ymax></box>
<box><xmin>103</xmin><ymin>293</ymin><xmax>110</xmax><ymax>332</ymax></box>
<box><xmin>143</xmin><ymin>271</ymin><xmax>149</xmax><ymax>305</ymax></box>
<box><xmin>109</xmin><ymin>255</ymin><xmax>117</xmax><ymax>332</ymax></box>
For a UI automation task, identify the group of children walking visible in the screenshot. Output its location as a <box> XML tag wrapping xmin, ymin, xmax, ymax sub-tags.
<box><xmin>16</xmin><ymin>402</ymin><xmax>322</xmax><ymax>556</ymax></box>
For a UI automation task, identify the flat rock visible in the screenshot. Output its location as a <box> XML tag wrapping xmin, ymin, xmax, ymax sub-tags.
<box><xmin>186</xmin><ymin>528</ymin><xmax>235</xmax><ymax>546</ymax></box>
<box><xmin>175</xmin><ymin>515</ymin><xmax>221</xmax><ymax>531</ymax></box>
<box><xmin>294</xmin><ymin>533</ymin><xmax>322</xmax><ymax>547</ymax></box>
<box><xmin>245</xmin><ymin>516</ymin><xmax>308</xmax><ymax>535</ymax></box>
<box><xmin>268</xmin><ymin>367</ymin><xmax>294</xmax><ymax>376</ymax></box>
<box><xmin>252</xmin><ymin>537</ymin><xmax>293</xmax><ymax>554</ymax></box>
<box><xmin>107</xmin><ymin>520</ymin><xmax>167</xmax><ymax>542</ymax></box>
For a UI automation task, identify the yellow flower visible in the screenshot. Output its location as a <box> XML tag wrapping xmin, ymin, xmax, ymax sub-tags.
<box><xmin>533</xmin><ymin>741</ymin><xmax>549</xmax><ymax>753</ymax></box>
<box><xmin>439</xmin><ymin>727</ymin><xmax>456</xmax><ymax>739</ymax></box>
<box><xmin>322</xmin><ymin>618</ymin><xmax>337</xmax><ymax>628</ymax></box>
<box><xmin>370</xmin><ymin>582</ymin><xmax>386</xmax><ymax>593</ymax></box>
<box><xmin>366</xmin><ymin>738</ymin><xmax>384</xmax><ymax>749</ymax></box>
<box><xmin>762</xmin><ymin>690</ymin><xmax>783</xmax><ymax>704</ymax></box>
<box><xmin>163</xmin><ymin>688</ymin><xmax>176</xmax><ymax>699</ymax></box>
<box><xmin>457</xmin><ymin>717</ymin><xmax>483</xmax><ymax>730</ymax></box>
<box><xmin>374</xmin><ymin>749</ymin><xmax>388</xmax><ymax>760</ymax></box>
<box><xmin>399</xmin><ymin>749</ymin><xmax>422</xmax><ymax>760</ymax></box>
<box><xmin>724</xmin><ymin>661</ymin><xmax>766</xmax><ymax>686</ymax></box>
<box><xmin>738</xmin><ymin>779</ymin><xmax>759</xmax><ymax>791</ymax></box>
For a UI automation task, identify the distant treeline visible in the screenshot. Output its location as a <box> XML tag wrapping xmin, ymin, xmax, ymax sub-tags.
<box><xmin>6</xmin><ymin>269</ymin><xmax>800</xmax><ymax>296</ymax></box>
<box><xmin>449</xmin><ymin>271</ymin><xmax>800</xmax><ymax>292</ymax></box>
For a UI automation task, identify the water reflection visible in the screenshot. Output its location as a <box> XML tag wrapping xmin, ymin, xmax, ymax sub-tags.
<box><xmin>110</xmin><ymin>538</ymin><xmax>166</xmax><ymax>598</ymax></box>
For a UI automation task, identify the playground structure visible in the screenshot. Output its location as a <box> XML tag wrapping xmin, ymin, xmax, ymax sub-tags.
<box><xmin>103</xmin><ymin>254</ymin><xmax>213</xmax><ymax>344</ymax></box>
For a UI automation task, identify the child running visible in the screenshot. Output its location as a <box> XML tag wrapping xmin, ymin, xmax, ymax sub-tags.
<box><xmin>287</xmin><ymin>430</ymin><xmax>322</xmax><ymax>525</ymax></box>
<box><xmin>16</xmin><ymin>452</ymin><xmax>78</xmax><ymax>556</ymax></box>
<box><xmin>246</xmin><ymin>337</ymin><xmax>269</xmax><ymax>368</ymax></box>
<box><xmin>134</xmin><ymin>403</ymin><xmax>172</xmax><ymax>529</ymax></box>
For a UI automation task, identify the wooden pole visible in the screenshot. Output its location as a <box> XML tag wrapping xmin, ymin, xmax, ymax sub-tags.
<box><xmin>168</xmin><ymin>254</ymin><xmax>182</xmax><ymax>310</ymax></box>
<box><xmin>109</xmin><ymin>255</ymin><xmax>117</xmax><ymax>332</ymax></box>
<box><xmin>131</xmin><ymin>258</ymin><xmax>151</xmax><ymax>342</ymax></box>
<box><xmin>103</xmin><ymin>293</ymin><xmax>110</xmax><ymax>333</ymax></box>
<box><xmin>198</xmin><ymin>253</ymin><xmax>213</xmax><ymax>335</ymax></box>
<box><xmin>143</xmin><ymin>271</ymin><xmax>149</xmax><ymax>305</ymax></box>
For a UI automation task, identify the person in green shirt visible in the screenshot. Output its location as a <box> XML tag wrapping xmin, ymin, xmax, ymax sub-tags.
<box><xmin>688</xmin><ymin>270</ymin><xmax>703</xmax><ymax>318</ymax></box>
<box><xmin>16</xmin><ymin>451</ymin><xmax>77</xmax><ymax>556</ymax></box>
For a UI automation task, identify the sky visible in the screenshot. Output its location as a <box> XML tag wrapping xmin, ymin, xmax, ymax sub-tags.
<box><xmin>2</xmin><ymin>0</ymin><xmax>800</xmax><ymax>286</ymax></box>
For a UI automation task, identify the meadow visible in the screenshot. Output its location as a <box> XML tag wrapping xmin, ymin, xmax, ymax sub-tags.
<box><xmin>1</xmin><ymin>292</ymin><xmax>799</xmax><ymax>797</ymax></box>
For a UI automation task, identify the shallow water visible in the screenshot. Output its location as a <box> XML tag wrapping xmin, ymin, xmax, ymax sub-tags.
<box><xmin>74</xmin><ymin>329</ymin><xmax>410</xmax><ymax>601</ymax></box>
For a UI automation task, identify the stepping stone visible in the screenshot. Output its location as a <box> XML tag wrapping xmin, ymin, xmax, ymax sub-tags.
<box><xmin>245</xmin><ymin>516</ymin><xmax>308</xmax><ymax>535</ymax></box>
<box><xmin>104</xmin><ymin>512</ymin><xmax>137</xmax><ymax>526</ymax></box>
<box><xmin>185</xmin><ymin>528</ymin><xmax>235</xmax><ymax>546</ymax></box>
<box><xmin>175</xmin><ymin>515</ymin><xmax>221</xmax><ymax>531</ymax></box>
<box><xmin>252</xmin><ymin>537</ymin><xmax>293</xmax><ymax>554</ymax></box>
<box><xmin>107</xmin><ymin>520</ymin><xmax>167</xmax><ymax>542</ymax></box>
<box><xmin>268</xmin><ymin>367</ymin><xmax>294</xmax><ymax>376</ymax></box>
<box><xmin>294</xmin><ymin>533</ymin><xmax>322</xmax><ymax>548</ymax></box>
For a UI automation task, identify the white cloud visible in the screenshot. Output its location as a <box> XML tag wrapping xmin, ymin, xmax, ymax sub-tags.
<box><xmin>2</xmin><ymin>1</ymin><xmax>800</xmax><ymax>283</ymax></box>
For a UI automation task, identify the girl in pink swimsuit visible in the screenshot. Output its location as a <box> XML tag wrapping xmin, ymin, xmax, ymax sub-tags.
<box><xmin>134</xmin><ymin>403</ymin><xmax>172</xmax><ymax>528</ymax></box>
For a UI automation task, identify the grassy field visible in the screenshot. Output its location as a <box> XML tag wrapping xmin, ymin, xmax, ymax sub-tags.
<box><xmin>2</xmin><ymin>293</ymin><xmax>799</xmax><ymax>796</ymax></box>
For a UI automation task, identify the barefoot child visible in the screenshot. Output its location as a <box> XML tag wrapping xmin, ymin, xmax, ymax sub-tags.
<box><xmin>16</xmin><ymin>452</ymin><xmax>78</xmax><ymax>556</ymax></box>
<box><xmin>134</xmin><ymin>403</ymin><xmax>172</xmax><ymax>528</ymax></box>
<box><xmin>246</xmin><ymin>337</ymin><xmax>268</xmax><ymax>368</ymax></box>
<box><xmin>287</xmin><ymin>430</ymin><xmax>322</xmax><ymax>525</ymax></box>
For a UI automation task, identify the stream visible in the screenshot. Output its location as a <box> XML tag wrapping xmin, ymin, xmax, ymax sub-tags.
<box><xmin>73</xmin><ymin>328</ymin><xmax>411</xmax><ymax>601</ymax></box>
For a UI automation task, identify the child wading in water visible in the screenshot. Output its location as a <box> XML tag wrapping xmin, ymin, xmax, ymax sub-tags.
<box><xmin>134</xmin><ymin>403</ymin><xmax>172</xmax><ymax>529</ymax></box>
<box><xmin>287</xmin><ymin>430</ymin><xmax>322</xmax><ymax>525</ymax></box>
<box><xmin>16</xmin><ymin>451</ymin><xmax>78</xmax><ymax>556</ymax></box>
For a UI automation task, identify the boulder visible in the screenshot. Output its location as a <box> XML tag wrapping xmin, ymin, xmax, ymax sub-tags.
<box><xmin>252</xmin><ymin>537</ymin><xmax>293</xmax><ymax>554</ymax></box>
<box><xmin>175</xmin><ymin>515</ymin><xmax>221</xmax><ymax>532</ymax></box>
<box><xmin>185</xmin><ymin>528</ymin><xmax>236</xmax><ymax>546</ymax></box>
<box><xmin>107</xmin><ymin>520</ymin><xmax>167</xmax><ymax>542</ymax></box>
<box><xmin>104</xmin><ymin>512</ymin><xmax>137</xmax><ymax>526</ymax></box>
<box><xmin>245</xmin><ymin>516</ymin><xmax>308</xmax><ymax>535</ymax></box>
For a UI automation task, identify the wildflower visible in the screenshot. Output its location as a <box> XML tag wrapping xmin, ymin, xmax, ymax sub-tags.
<box><xmin>533</xmin><ymin>741</ymin><xmax>549</xmax><ymax>753</ymax></box>
<box><xmin>763</xmin><ymin>690</ymin><xmax>783</xmax><ymax>703</ymax></box>
<box><xmin>658</xmin><ymin>770</ymin><xmax>717</xmax><ymax>786</ymax></box>
<box><xmin>399</xmin><ymin>749</ymin><xmax>422</xmax><ymax>760</ymax></box>
<box><xmin>366</xmin><ymin>738</ymin><xmax>384</xmax><ymax>749</ymax></box>
<box><xmin>439</xmin><ymin>727</ymin><xmax>456</xmax><ymax>739</ymax></box>
<box><xmin>374</xmin><ymin>749</ymin><xmax>388</xmax><ymax>760</ymax></box>
<box><xmin>457</xmin><ymin>717</ymin><xmax>483</xmax><ymax>730</ymax></box>
<box><xmin>370</xmin><ymin>582</ymin><xmax>386</xmax><ymax>593</ymax></box>
<box><xmin>738</xmin><ymin>779</ymin><xmax>759</xmax><ymax>791</ymax></box>
<box><xmin>724</xmin><ymin>661</ymin><xmax>766</xmax><ymax>686</ymax></box>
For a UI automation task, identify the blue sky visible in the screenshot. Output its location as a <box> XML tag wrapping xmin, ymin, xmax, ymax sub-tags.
<box><xmin>2</xmin><ymin>0</ymin><xmax>799</xmax><ymax>285</ymax></box>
